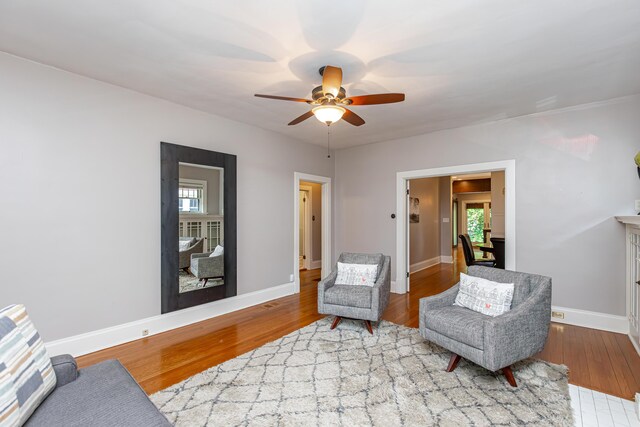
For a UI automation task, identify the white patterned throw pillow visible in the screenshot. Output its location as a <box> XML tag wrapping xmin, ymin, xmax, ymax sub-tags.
<box><xmin>0</xmin><ymin>304</ymin><xmax>56</xmax><ymax>426</ymax></box>
<box><xmin>335</xmin><ymin>262</ymin><xmax>378</xmax><ymax>287</ymax></box>
<box><xmin>454</xmin><ymin>273</ymin><xmax>515</xmax><ymax>317</ymax></box>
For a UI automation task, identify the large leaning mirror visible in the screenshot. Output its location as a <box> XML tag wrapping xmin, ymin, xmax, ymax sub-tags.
<box><xmin>161</xmin><ymin>142</ymin><xmax>237</xmax><ymax>313</ymax></box>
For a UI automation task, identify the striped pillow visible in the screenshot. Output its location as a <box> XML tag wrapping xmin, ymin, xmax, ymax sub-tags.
<box><xmin>0</xmin><ymin>305</ymin><xmax>56</xmax><ymax>426</ymax></box>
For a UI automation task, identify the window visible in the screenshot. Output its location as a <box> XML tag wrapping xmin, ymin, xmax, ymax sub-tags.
<box><xmin>178</xmin><ymin>179</ymin><xmax>207</xmax><ymax>214</ymax></box>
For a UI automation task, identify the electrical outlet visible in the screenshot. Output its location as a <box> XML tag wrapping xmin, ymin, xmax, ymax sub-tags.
<box><xmin>289</xmin><ymin>274</ymin><xmax>294</xmax><ymax>282</ymax></box>
<box><xmin>551</xmin><ymin>311</ymin><xmax>565</xmax><ymax>319</ymax></box>
<box><xmin>142</xmin><ymin>329</ymin><xmax>149</xmax><ymax>337</ymax></box>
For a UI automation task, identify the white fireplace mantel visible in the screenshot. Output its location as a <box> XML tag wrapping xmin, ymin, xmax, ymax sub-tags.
<box><xmin>616</xmin><ymin>216</ymin><xmax>640</xmax><ymax>226</ymax></box>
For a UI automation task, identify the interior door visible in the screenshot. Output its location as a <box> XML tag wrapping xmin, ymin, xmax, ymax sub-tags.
<box><xmin>452</xmin><ymin>200</ymin><xmax>458</xmax><ymax>247</ymax></box>
<box><xmin>299</xmin><ymin>190</ymin><xmax>306</xmax><ymax>269</ymax></box>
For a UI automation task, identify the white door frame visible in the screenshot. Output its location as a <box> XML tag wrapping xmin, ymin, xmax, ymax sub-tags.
<box><xmin>395</xmin><ymin>160</ymin><xmax>516</xmax><ymax>294</ymax></box>
<box><xmin>299</xmin><ymin>185</ymin><xmax>313</xmax><ymax>270</ymax></box>
<box><xmin>294</xmin><ymin>173</ymin><xmax>332</xmax><ymax>293</ymax></box>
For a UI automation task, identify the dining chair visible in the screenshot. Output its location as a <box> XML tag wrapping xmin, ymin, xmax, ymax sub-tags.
<box><xmin>459</xmin><ymin>234</ymin><xmax>495</xmax><ymax>268</ymax></box>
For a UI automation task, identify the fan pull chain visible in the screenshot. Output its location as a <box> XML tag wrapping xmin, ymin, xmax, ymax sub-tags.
<box><xmin>327</xmin><ymin>124</ymin><xmax>331</xmax><ymax>158</ymax></box>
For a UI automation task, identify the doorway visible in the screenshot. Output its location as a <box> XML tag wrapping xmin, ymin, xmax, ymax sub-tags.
<box><xmin>462</xmin><ymin>201</ymin><xmax>491</xmax><ymax>243</ymax></box>
<box><xmin>298</xmin><ymin>186</ymin><xmax>312</xmax><ymax>270</ymax></box>
<box><xmin>396</xmin><ymin>160</ymin><xmax>516</xmax><ymax>294</ymax></box>
<box><xmin>294</xmin><ymin>173</ymin><xmax>332</xmax><ymax>293</ymax></box>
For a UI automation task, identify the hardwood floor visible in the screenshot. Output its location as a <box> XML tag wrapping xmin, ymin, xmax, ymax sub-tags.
<box><xmin>77</xmin><ymin>249</ymin><xmax>640</xmax><ymax>400</ymax></box>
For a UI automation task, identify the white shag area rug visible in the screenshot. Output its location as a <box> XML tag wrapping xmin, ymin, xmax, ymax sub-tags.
<box><xmin>151</xmin><ymin>317</ymin><xmax>573</xmax><ymax>426</ymax></box>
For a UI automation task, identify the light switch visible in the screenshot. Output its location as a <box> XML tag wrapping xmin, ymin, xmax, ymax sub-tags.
<box><xmin>442</xmin><ymin>218</ymin><xmax>450</xmax><ymax>223</ymax></box>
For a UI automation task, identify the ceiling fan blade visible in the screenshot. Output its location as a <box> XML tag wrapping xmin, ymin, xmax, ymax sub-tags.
<box><xmin>255</xmin><ymin>94</ymin><xmax>311</xmax><ymax>103</ymax></box>
<box><xmin>342</xmin><ymin>108</ymin><xmax>365</xmax><ymax>126</ymax></box>
<box><xmin>288</xmin><ymin>110</ymin><xmax>315</xmax><ymax>126</ymax></box>
<box><xmin>345</xmin><ymin>93</ymin><xmax>405</xmax><ymax>106</ymax></box>
<box><xmin>322</xmin><ymin>66</ymin><xmax>342</xmax><ymax>98</ymax></box>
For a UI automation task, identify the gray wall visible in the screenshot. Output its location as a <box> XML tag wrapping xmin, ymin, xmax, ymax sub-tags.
<box><xmin>179</xmin><ymin>164</ymin><xmax>221</xmax><ymax>215</ymax></box>
<box><xmin>409</xmin><ymin>178</ymin><xmax>440</xmax><ymax>265</ymax></box>
<box><xmin>334</xmin><ymin>95</ymin><xmax>640</xmax><ymax>316</ymax></box>
<box><xmin>0</xmin><ymin>53</ymin><xmax>334</xmax><ymax>341</ymax></box>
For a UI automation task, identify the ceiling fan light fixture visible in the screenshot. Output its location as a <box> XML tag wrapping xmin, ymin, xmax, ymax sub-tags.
<box><xmin>312</xmin><ymin>105</ymin><xmax>345</xmax><ymax>125</ymax></box>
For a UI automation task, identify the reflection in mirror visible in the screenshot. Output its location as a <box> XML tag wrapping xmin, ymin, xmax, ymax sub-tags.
<box><xmin>177</xmin><ymin>162</ymin><xmax>224</xmax><ymax>294</ymax></box>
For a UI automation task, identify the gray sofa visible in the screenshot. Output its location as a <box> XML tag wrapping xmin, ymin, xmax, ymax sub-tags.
<box><xmin>26</xmin><ymin>355</ymin><xmax>170</xmax><ymax>426</ymax></box>
<box><xmin>318</xmin><ymin>252</ymin><xmax>391</xmax><ymax>334</ymax></box>
<box><xmin>179</xmin><ymin>237</ymin><xmax>204</xmax><ymax>271</ymax></box>
<box><xmin>191</xmin><ymin>251</ymin><xmax>224</xmax><ymax>285</ymax></box>
<box><xmin>419</xmin><ymin>265</ymin><xmax>551</xmax><ymax>387</ymax></box>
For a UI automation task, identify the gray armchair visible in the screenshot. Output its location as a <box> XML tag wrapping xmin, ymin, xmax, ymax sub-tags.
<box><xmin>318</xmin><ymin>252</ymin><xmax>391</xmax><ymax>334</ymax></box>
<box><xmin>179</xmin><ymin>237</ymin><xmax>204</xmax><ymax>271</ymax></box>
<box><xmin>419</xmin><ymin>265</ymin><xmax>551</xmax><ymax>387</ymax></box>
<box><xmin>191</xmin><ymin>251</ymin><xmax>224</xmax><ymax>285</ymax></box>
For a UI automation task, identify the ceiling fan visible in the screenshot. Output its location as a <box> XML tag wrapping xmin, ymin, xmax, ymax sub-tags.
<box><xmin>254</xmin><ymin>65</ymin><xmax>405</xmax><ymax>127</ymax></box>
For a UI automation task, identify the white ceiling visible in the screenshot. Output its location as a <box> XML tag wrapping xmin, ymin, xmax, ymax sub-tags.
<box><xmin>1</xmin><ymin>0</ymin><xmax>639</xmax><ymax>149</ymax></box>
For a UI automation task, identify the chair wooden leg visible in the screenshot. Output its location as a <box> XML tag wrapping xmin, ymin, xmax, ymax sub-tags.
<box><xmin>364</xmin><ymin>320</ymin><xmax>373</xmax><ymax>334</ymax></box>
<box><xmin>502</xmin><ymin>366</ymin><xmax>517</xmax><ymax>387</ymax></box>
<box><xmin>330</xmin><ymin>316</ymin><xmax>342</xmax><ymax>330</ymax></box>
<box><xmin>446</xmin><ymin>353</ymin><xmax>462</xmax><ymax>372</ymax></box>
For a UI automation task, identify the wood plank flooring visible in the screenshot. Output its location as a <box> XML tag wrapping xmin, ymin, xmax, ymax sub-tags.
<box><xmin>77</xmin><ymin>249</ymin><xmax>640</xmax><ymax>400</ymax></box>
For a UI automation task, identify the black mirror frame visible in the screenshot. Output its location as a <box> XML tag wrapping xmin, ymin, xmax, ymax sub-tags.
<box><xmin>160</xmin><ymin>142</ymin><xmax>237</xmax><ymax>314</ymax></box>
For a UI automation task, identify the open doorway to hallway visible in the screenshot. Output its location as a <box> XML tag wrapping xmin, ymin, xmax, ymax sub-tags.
<box><xmin>298</xmin><ymin>181</ymin><xmax>321</xmax><ymax>272</ymax></box>
<box><xmin>293</xmin><ymin>173</ymin><xmax>332</xmax><ymax>293</ymax></box>
<box><xmin>396</xmin><ymin>160</ymin><xmax>515</xmax><ymax>294</ymax></box>
<box><xmin>406</xmin><ymin>171</ymin><xmax>507</xmax><ymax>292</ymax></box>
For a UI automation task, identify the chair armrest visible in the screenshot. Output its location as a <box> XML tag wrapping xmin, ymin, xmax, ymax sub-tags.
<box><xmin>191</xmin><ymin>252</ymin><xmax>213</xmax><ymax>260</ymax></box>
<box><xmin>420</xmin><ymin>284</ymin><xmax>459</xmax><ymax>313</ymax></box>
<box><xmin>318</xmin><ymin>269</ymin><xmax>337</xmax><ymax>292</ymax></box>
<box><xmin>482</xmin><ymin>279</ymin><xmax>552</xmax><ymax>371</ymax></box>
<box><xmin>317</xmin><ymin>269</ymin><xmax>338</xmax><ymax>314</ymax></box>
<box><xmin>371</xmin><ymin>256</ymin><xmax>391</xmax><ymax>319</ymax></box>
<box><xmin>51</xmin><ymin>354</ymin><xmax>78</xmax><ymax>388</ymax></box>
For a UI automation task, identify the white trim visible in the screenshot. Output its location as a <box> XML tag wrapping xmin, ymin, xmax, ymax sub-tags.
<box><xmin>294</xmin><ymin>173</ymin><xmax>332</xmax><ymax>293</ymax></box>
<box><xmin>391</xmin><ymin>280</ymin><xmax>400</xmax><ymax>294</ymax></box>
<box><xmin>409</xmin><ymin>256</ymin><xmax>441</xmax><ymax>273</ymax></box>
<box><xmin>551</xmin><ymin>305</ymin><xmax>628</xmax><ymax>334</ymax></box>
<box><xmin>310</xmin><ymin>260</ymin><xmax>322</xmax><ymax>269</ymax></box>
<box><xmin>45</xmin><ymin>282</ymin><xmax>296</xmax><ymax>357</ymax></box>
<box><xmin>299</xmin><ymin>185</ymin><xmax>313</xmax><ymax>270</ymax></box>
<box><xmin>440</xmin><ymin>255</ymin><xmax>453</xmax><ymax>264</ymax></box>
<box><xmin>630</xmin><ymin>335</ymin><xmax>640</xmax><ymax>357</ymax></box>
<box><xmin>396</xmin><ymin>160</ymin><xmax>516</xmax><ymax>294</ymax></box>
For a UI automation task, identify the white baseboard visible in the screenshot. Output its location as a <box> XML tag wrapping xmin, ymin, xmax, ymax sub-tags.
<box><xmin>440</xmin><ymin>256</ymin><xmax>453</xmax><ymax>264</ymax></box>
<box><xmin>409</xmin><ymin>256</ymin><xmax>441</xmax><ymax>273</ymax></box>
<box><xmin>391</xmin><ymin>280</ymin><xmax>401</xmax><ymax>294</ymax></box>
<box><xmin>45</xmin><ymin>282</ymin><xmax>296</xmax><ymax>357</ymax></box>
<box><xmin>310</xmin><ymin>260</ymin><xmax>322</xmax><ymax>269</ymax></box>
<box><xmin>629</xmin><ymin>334</ymin><xmax>640</xmax><ymax>357</ymax></box>
<box><xmin>551</xmin><ymin>305</ymin><xmax>628</xmax><ymax>334</ymax></box>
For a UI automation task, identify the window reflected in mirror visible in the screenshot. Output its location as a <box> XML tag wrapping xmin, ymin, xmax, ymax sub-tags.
<box><xmin>177</xmin><ymin>162</ymin><xmax>224</xmax><ymax>294</ymax></box>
